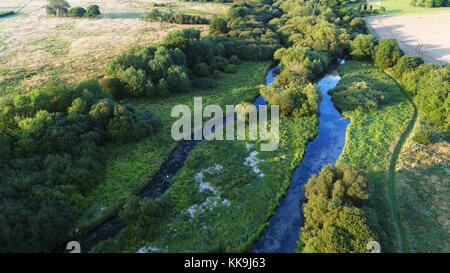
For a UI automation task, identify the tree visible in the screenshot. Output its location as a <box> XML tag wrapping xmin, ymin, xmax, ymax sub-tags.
<box><xmin>69</xmin><ymin>7</ymin><xmax>86</xmax><ymax>17</ymax></box>
<box><xmin>209</xmin><ymin>18</ymin><xmax>228</xmax><ymax>36</ymax></box>
<box><xmin>392</xmin><ymin>55</ymin><xmax>424</xmax><ymax>79</ymax></box>
<box><xmin>374</xmin><ymin>38</ymin><xmax>403</xmax><ymax>69</ymax></box>
<box><xmin>357</xmin><ymin>2</ymin><xmax>362</xmax><ymax>12</ymax></box>
<box><xmin>350</xmin><ymin>34</ymin><xmax>375</xmax><ymax>61</ymax></box>
<box><xmin>119</xmin><ymin>67</ymin><xmax>148</xmax><ymax>97</ymax></box>
<box><xmin>86</xmin><ymin>5</ymin><xmax>101</xmax><ymax>18</ymax></box>
<box><xmin>146</xmin><ymin>9</ymin><xmax>161</xmax><ymax>21</ymax></box>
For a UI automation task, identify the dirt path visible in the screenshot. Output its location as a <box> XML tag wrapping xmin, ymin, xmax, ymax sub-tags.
<box><xmin>387</xmin><ymin>82</ymin><xmax>418</xmax><ymax>253</ymax></box>
<box><xmin>366</xmin><ymin>12</ymin><xmax>450</xmax><ymax>65</ymax></box>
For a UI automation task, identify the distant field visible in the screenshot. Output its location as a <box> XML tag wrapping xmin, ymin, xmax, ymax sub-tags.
<box><xmin>366</xmin><ymin>12</ymin><xmax>450</xmax><ymax>65</ymax></box>
<box><xmin>349</xmin><ymin>0</ymin><xmax>450</xmax><ymax>15</ymax></box>
<box><xmin>0</xmin><ymin>0</ymin><xmax>229</xmax><ymax>95</ymax></box>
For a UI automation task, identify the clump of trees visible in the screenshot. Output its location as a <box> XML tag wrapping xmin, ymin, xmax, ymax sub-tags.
<box><xmin>349</xmin><ymin>34</ymin><xmax>449</xmax><ymax>129</ymax></box>
<box><xmin>410</xmin><ymin>0</ymin><xmax>449</xmax><ymax>7</ymax></box>
<box><xmin>145</xmin><ymin>9</ymin><xmax>209</xmax><ymax>24</ymax></box>
<box><xmin>46</xmin><ymin>0</ymin><xmax>101</xmax><ymax>18</ymax></box>
<box><xmin>0</xmin><ymin>77</ymin><xmax>160</xmax><ymax>251</ymax></box>
<box><xmin>298</xmin><ymin>163</ymin><xmax>379</xmax><ymax>253</ymax></box>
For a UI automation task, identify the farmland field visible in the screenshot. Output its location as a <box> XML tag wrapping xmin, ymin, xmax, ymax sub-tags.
<box><xmin>0</xmin><ymin>0</ymin><xmax>229</xmax><ymax>95</ymax></box>
<box><xmin>366</xmin><ymin>11</ymin><xmax>450</xmax><ymax>65</ymax></box>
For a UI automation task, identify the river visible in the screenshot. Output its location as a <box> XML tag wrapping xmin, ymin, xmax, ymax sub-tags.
<box><xmin>251</xmin><ymin>62</ymin><xmax>349</xmax><ymax>253</ymax></box>
<box><xmin>73</xmin><ymin>63</ymin><xmax>348</xmax><ymax>253</ymax></box>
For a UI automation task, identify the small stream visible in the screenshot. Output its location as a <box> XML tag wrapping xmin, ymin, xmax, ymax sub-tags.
<box><xmin>251</xmin><ymin>61</ymin><xmax>349</xmax><ymax>253</ymax></box>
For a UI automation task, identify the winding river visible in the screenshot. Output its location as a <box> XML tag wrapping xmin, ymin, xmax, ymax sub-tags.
<box><xmin>251</xmin><ymin>61</ymin><xmax>349</xmax><ymax>253</ymax></box>
<box><xmin>74</xmin><ymin>62</ymin><xmax>348</xmax><ymax>253</ymax></box>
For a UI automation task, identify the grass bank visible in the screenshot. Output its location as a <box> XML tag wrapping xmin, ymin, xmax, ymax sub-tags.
<box><xmin>332</xmin><ymin>60</ymin><xmax>414</xmax><ymax>252</ymax></box>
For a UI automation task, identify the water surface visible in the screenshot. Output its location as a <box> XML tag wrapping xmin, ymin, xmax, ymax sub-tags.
<box><xmin>251</xmin><ymin>68</ymin><xmax>349</xmax><ymax>253</ymax></box>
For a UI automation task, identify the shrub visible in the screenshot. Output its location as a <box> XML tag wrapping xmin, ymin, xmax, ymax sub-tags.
<box><xmin>210</xmin><ymin>56</ymin><xmax>228</xmax><ymax>71</ymax></box>
<box><xmin>229</xmin><ymin>55</ymin><xmax>241</xmax><ymax>65</ymax></box>
<box><xmin>46</xmin><ymin>6</ymin><xmax>57</xmax><ymax>16</ymax></box>
<box><xmin>194</xmin><ymin>63</ymin><xmax>210</xmax><ymax>77</ymax></box>
<box><xmin>86</xmin><ymin>5</ymin><xmax>101</xmax><ymax>17</ymax></box>
<box><xmin>299</xmin><ymin>163</ymin><xmax>377</xmax><ymax>253</ymax></box>
<box><xmin>350</xmin><ymin>34</ymin><xmax>375</xmax><ymax>61</ymax></box>
<box><xmin>374</xmin><ymin>38</ymin><xmax>403</xmax><ymax>69</ymax></box>
<box><xmin>425</xmin><ymin>0</ymin><xmax>434</xmax><ymax>7</ymax></box>
<box><xmin>119</xmin><ymin>67</ymin><xmax>147</xmax><ymax>97</ymax></box>
<box><xmin>68</xmin><ymin>7</ymin><xmax>86</xmax><ymax>17</ymax></box>
<box><xmin>100</xmin><ymin>77</ymin><xmax>125</xmax><ymax>100</ymax></box>
<box><xmin>209</xmin><ymin>18</ymin><xmax>228</xmax><ymax>35</ymax></box>
<box><xmin>392</xmin><ymin>55</ymin><xmax>424</xmax><ymax>79</ymax></box>
<box><xmin>413</xmin><ymin>129</ymin><xmax>432</xmax><ymax>145</ymax></box>
<box><xmin>224</xmin><ymin>64</ymin><xmax>237</xmax><ymax>74</ymax></box>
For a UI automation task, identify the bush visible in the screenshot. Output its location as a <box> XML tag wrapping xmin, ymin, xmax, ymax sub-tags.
<box><xmin>374</xmin><ymin>38</ymin><xmax>403</xmax><ymax>69</ymax></box>
<box><xmin>194</xmin><ymin>63</ymin><xmax>210</xmax><ymax>77</ymax></box>
<box><xmin>68</xmin><ymin>7</ymin><xmax>86</xmax><ymax>17</ymax></box>
<box><xmin>209</xmin><ymin>18</ymin><xmax>228</xmax><ymax>35</ymax></box>
<box><xmin>299</xmin><ymin>163</ymin><xmax>377</xmax><ymax>253</ymax></box>
<box><xmin>46</xmin><ymin>6</ymin><xmax>56</xmax><ymax>16</ymax></box>
<box><xmin>100</xmin><ymin>78</ymin><xmax>125</xmax><ymax>100</ymax></box>
<box><xmin>392</xmin><ymin>55</ymin><xmax>424</xmax><ymax>79</ymax></box>
<box><xmin>224</xmin><ymin>64</ymin><xmax>237</xmax><ymax>74</ymax></box>
<box><xmin>413</xmin><ymin>129</ymin><xmax>432</xmax><ymax>145</ymax></box>
<box><xmin>86</xmin><ymin>5</ymin><xmax>101</xmax><ymax>17</ymax></box>
<box><xmin>350</xmin><ymin>34</ymin><xmax>375</xmax><ymax>61</ymax></box>
<box><xmin>229</xmin><ymin>55</ymin><xmax>241</xmax><ymax>65</ymax></box>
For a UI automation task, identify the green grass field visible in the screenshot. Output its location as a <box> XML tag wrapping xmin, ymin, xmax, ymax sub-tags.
<box><xmin>333</xmin><ymin>61</ymin><xmax>414</xmax><ymax>252</ymax></box>
<box><xmin>349</xmin><ymin>0</ymin><xmax>450</xmax><ymax>15</ymax></box>
<box><xmin>75</xmin><ymin>61</ymin><xmax>272</xmax><ymax>235</ymax></box>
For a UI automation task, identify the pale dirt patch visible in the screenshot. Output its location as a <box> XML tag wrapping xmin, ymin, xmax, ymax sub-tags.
<box><xmin>366</xmin><ymin>12</ymin><xmax>450</xmax><ymax>65</ymax></box>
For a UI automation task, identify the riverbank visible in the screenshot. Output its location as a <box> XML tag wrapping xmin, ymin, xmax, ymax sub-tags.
<box><xmin>331</xmin><ymin>60</ymin><xmax>414</xmax><ymax>252</ymax></box>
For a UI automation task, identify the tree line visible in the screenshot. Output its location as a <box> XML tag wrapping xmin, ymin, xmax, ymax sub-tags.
<box><xmin>46</xmin><ymin>0</ymin><xmax>101</xmax><ymax>18</ymax></box>
<box><xmin>348</xmin><ymin>33</ymin><xmax>449</xmax><ymax>132</ymax></box>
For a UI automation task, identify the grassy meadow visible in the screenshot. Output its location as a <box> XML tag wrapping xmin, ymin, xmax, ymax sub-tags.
<box><xmin>395</xmin><ymin>114</ymin><xmax>450</xmax><ymax>252</ymax></box>
<box><xmin>332</xmin><ymin>61</ymin><xmax>414</xmax><ymax>252</ymax></box>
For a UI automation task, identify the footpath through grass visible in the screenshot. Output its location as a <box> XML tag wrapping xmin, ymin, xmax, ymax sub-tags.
<box><xmin>75</xmin><ymin>61</ymin><xmax>272</xmax><ymax>235</ymax></box>
<box><xmin>332</xmin><ymin>61</ymin><xmax>414</xmax><ymax>252</ymax></box>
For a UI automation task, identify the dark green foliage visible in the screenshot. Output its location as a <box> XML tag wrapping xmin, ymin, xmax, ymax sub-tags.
<box><xmin>194</xmin><ymin>63</ymin><xmax>211</xmax><ymax>77</ymax></box>
<box><xmin>100</xmin><ymin>77</ymin><xmax>125</xmax><ymax>100</ymax></box>
<box><xmin>229</xmin><ymin>55</ymin><xmax>241</xmax><ymax>65</ymax></box>
<box><xmin>299</xmin><ymin>163</ymin><xmax>377</xmax><ymax>253</ymax></box>
<box><xmin>224</xmin><ymin>64</ymin><xmax>237</xmax><ymax>74</ymax></box>
<box><xmin>413</xmin><ymin>129</ymin><xmax>432</xmax><ymax>145</ymax></box>
<box><xmin>274</xmin><ymin>47</ymin><xmax>331</xmax><ymax>85</ymax></box>
<box><xmin>0</xmin><ymin>76</ymin><xmax>159</xmax><ymax>251</ymax></box>
<box><xmin>68</xmin><ymin>7</ymin><xmax>86</xmax><ymax>18</ymax></box>
<box><xmin>209</xmin><ymin>18</ymin><xmax>228</xmax><ymax>35</ymax></box>
<box><xmin>394</xmin><ymin>62</ymin><xmax>449</xmax><ymax>129</ymax></box>
<box><xmin>392</xmin><ymin>55</ymin><xmax>424</xmax><ymax>80</ymax></box>
<box><xmin>86</xmin><ymin>5</ymin><xmax>101</xmax><ymax>17</ymax></box>
<box><xmin>374</xmin><ymin>38</ymin><xmax>403</xmax><ymax>69</ymax></box>
<box><xmin>350</xmin><ymin>34</ymin><xmax>375</xmax><ymax>61</ymax></box>
<box><xmin>330</xmin><ymin>62</ymin><xmax>402</xmax><ymax>112</ymax></box>
<box><xmin>261</xmin><ymin>83</ymin><xmax>319</xmax><ymax>117</ymax></box>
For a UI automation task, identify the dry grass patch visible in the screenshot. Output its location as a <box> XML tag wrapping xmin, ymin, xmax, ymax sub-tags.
<box><xmin>0</xmin><ymin>0</ymin><xmax>225</xmax><ymax>94</ymax></box>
